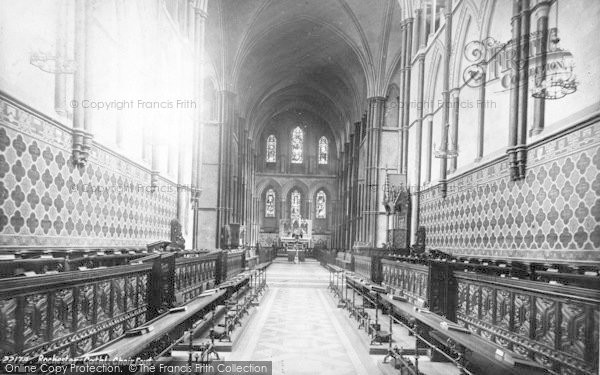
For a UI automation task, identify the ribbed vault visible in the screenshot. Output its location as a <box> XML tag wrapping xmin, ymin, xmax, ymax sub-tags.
<box><xmin>235</xmin><ymin>17</ymin><xmax>368</xmax><ymax>146</ymax></box>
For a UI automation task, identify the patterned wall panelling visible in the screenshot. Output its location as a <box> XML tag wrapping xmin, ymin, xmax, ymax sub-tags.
<box><xmin>0</xmin><ymin>268</ymin><xmax>150</xmax><ymax>357</ymax></box>
<box><xmin>0</xmin><ymin>96</ymin><xmax>177</xmax><ymax>247</ymax></box>
<box><xmin>455</xmin><ymin>273</ymin><xmax>599</xmax><ymax>375</ymax></box>
<box><xmin>226</xmin><ymin>251</ymin><xmax>244</xmax><ymax>280</ymax></box>
<box><xmin>174</xmin><ymin>257</ymin><xmax>217</xmax><ymax>303</ymax></box>
<box><xmin>381</xmin><ymin>260</ymin><xmax>428</xmax><ymax>306</ymax></box>
<box><xmin>353</xmin><ymin>255</ymin><xmax>372</xmax><ymax>281</ymax></box>
<box><xmin>420</xmin><ymin>120</ymin><xmax>600</xmax><ymax>261</ymax></box>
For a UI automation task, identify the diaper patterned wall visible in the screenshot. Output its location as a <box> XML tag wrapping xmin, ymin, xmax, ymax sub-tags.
<box><xmin>0</xmin><ymin>95</ymin><xmax>177</xmax><ymax>247</ymax></box>
<box><xmin>420</xmin><ymin>119</ymin><xmax>600</xmax><ymax>261</ymax></box>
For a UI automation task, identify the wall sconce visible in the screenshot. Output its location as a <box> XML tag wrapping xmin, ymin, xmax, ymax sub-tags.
<box><xmin>30</xmin><ymin>51</ymin><xmax>76</xmax><ymax>74</ymax></box>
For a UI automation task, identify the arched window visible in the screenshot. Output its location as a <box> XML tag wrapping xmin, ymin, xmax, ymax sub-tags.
<box><xmin>290</xmin><ymin>190</ymin><xmax>301</xmax><ymax>219</ymax></box>
<box><xmin>265</xmin><ymin>189</ymin><xmax>276</xmax><ymax>217</ymax></box>
<box><xmin>290</xmin><ymin>126</ymin><xmax>304</xmax><ymax>164</ymax></box>
<box><xmin>318</xmin><ymin>136</ymin><xmax>328</xmax><ymax>164</ymax></box>
<box><xmin>266</xmin><ymin>134</ymin><xmax>277</xmax><ymax>163</ymax></box>
<box><xmin>316</xmin><ymin>190</ymin><xmax>327</xmax><ymax>218</ymax></box>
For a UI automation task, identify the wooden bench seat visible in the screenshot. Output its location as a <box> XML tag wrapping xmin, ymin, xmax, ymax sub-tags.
<box><xmin>87</xmin><ymin>290</ymin><xmax>226</xmax><ymax>359</ymax></box>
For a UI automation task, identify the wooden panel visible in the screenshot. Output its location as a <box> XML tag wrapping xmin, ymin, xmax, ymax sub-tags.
<box><xmin>513</xmin><ymin>293</ymin><xmax>530</xmax><ymax>338</ymax></box>
<box><xmin>0</xmin><ymin>264</ymin><xmax>152</xmax><ymax>357</ymax></box>
<box><xmin>457</xmin><ymin>282</ymin><xmax>468</xmax><ymax>316</ymax></box>
<box><xmin>0</xmin><ymin>299</ymin><xmax>16</xmax><ymax>354</ymax></box>
<box><xmin>23</xmin><ymin>294</ymin><xmax>47</xmax><ymax>350</ymax></box>
<box><xmin>354</xmin><ymin>255</ymin><xmax>372</xmax><ymax>281</ymax></box>
<box><xmin>381</xmin><ymin>260</ymin><xmax>428</xmax><ymax>306</ymax></box>
<box><xmin>454</xmin><ymin>272</ymin><xmax>600</xmax><ymax>375</ymax></box>
<box><xmin>495</xmin><ymin>289</ymin><xmax>510</xmax><ymax>330</ymax></box>
<box><xmin>534</xmin><ymin>297</ymin><xmax>556</xmax><ymax>348</ymax></box>
<box><xmin>560</xmin><ymin>302</ymin><xmax>586</xmax><ymax>359</ymax></box>
<box><xmin>174</xmin><ymin>255</ymin><xmax>217</xmax><ymax>303</ymax></box>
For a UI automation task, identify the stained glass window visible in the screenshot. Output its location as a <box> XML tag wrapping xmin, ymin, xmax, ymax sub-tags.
<box><xmin>290</xmin><ymin>190</ymin><xmax>301</xmax><ymax>219</ymax></box>
<box><xmin>265</xmin><ymin>189</ymin><xmax>275</xmax><ymax>217</ymax></box>
<box><xmin>318</xmin><ymin>136</ymin><xmax>328</xmax><ymax>164</ymax></box>
<box><xmin>266</xmin><ymin>134</ymin><xmax>277</xmax><ymax>163</ymax></box>
<box><xmin>316</xmin><ymin>190</ymin><xmax>327</xmax><ymax>218</ymax></box>
<box><xmin>290</xmin><ymin>126</ymin><xmax>304</xmax><ymax>163</ymax></box>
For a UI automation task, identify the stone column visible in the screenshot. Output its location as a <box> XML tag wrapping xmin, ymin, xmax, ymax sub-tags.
<box><xmin>55</xmin><ymin>0</ymin><xmax>68</xmax><ymax>116</ymax></box>
<box><xmin>410</xmin><ymin>53</ymin><xmax>426</xmax><ymax>245</ymax></box>
<box><xmin>475</xmin><ymin>70</ymin><xmax>486</xmax><ymax>162</ymax></box>
<box><xmin>402</xmin><ymin>17</ymin><xmax>414</xmax><ymax>175</ymax></box>
<box><xmin>438</xmin><ymin>0</ymin><xmax>452</xmax><ymax>198</ymax></box>
<box><xmin>424</xmin><ymin>117</ymin><xmax>433</xmax><ymax>184</ymax></box>
<box><xmin>530</xmin><ymin>1</ymin><xmax>551</xmax><ymax>136</ymax></box>
<box><xmin>398</xmin><ymin>21</ymin><xmax>406</xmax><ymax>172</ymax></box>
<box><xmin>191</xmin><ymin>0</ymin><xmax>208</xmax><ymax>249</ymax></box>
<box><xmin>516</xmin><ymin>0</ymin><xmax>531</xmax><ymax>180</ymax></box>
<box><xmin>449</xmin><ymin>93</ymin><xmax>459</xmax><ymax>173</ymax></box>
<box><xmin>114</xmin><ymin>0</ymin><xmax>125</xmax><ymax>149</ymax></box>
<box><xmin>72</xmin><ymin>0</ymin><xmax>87</xmax><ymax>166</ymax></box>
<box><xmin>151</xmin><ymin>127</ymin><xmax>160</xmax><ymax>192</ymax></box>
<box><xmin>372</xmin><ymin>97</ymin><xmax>386</xmax><ymax>247</ymax></box>
<box><xmin>507</xmin><ymin>0</ymin><xmax>521</xmax><ymax>181</ymax></box>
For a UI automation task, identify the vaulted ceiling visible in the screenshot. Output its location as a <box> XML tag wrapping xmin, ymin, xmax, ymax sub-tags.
<box><xmin>205</xmin><ymin>0</ymin><xmax>408</xmax><ymax>148</ymax></box>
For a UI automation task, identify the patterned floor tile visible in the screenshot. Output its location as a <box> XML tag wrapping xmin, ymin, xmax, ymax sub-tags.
<box><xmin>231</xmin><ymin>261</ymin><xmax>383</xmax><ymax>375</ymax></box>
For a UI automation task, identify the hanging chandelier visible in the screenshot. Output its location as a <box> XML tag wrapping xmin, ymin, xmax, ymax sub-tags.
<box><xmin>531</xmin><ymin>0</ymin><xmax>577</xmax><ymax>100</ymax></box>
<box><xmin>434</xmin><ymin>122</ymin><xmax>459</xmax><ymax>159</ymax></box>
<box><xmin>531</xmin><ymin>52</ymin><xmax>577</xmax><ymax>100</ymax></box>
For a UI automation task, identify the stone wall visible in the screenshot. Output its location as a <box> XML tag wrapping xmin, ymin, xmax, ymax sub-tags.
<box><xmin>419</xmin><ymin>116</ymin><xmax>600</xmax><ymax>261</ymax></box>
<box><xmin>0</xmin><ymin>94</ymin><xmax>177</xmax><ymax>248</ymax></box>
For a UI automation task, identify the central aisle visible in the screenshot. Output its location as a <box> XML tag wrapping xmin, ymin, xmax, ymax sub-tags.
<box><xmin>231</xmin><ymin>259</ymin><xmax>384</xmax><ymax>375</ymax></box>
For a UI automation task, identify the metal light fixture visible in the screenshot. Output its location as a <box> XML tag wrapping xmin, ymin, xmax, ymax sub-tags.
<box><xmin>531</xmin><ymin>0</ymin><xmax>578</xmax><ymax>100</ymax></box>
<box><xmin>30</xmin><ymin>51</ymin><xmax>76</xmax><ymax>74</ymax></box>
<box><xmin>434</xmin><ymin>123</ymin><xmax>459</xmax><ymax>159</ymax></box>
<box><xmin>531</xmin><ymin>54</ymin><xmax>577</xmax><ymax>100</ymax></box>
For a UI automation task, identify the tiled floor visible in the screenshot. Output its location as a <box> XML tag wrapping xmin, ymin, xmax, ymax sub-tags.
<box><xmin>231</xmin><ymin>259</ymin><xmax>384</xmax><ymax>375</ymax></box>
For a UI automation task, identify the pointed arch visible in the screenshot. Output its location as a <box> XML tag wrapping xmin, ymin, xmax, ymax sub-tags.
<box><xmin>290</xmin><ymin>126</ymin><xmax>304</xmax><ymax>163</ymax></box>
<box><xmin>265</xmin><ymin>134</ymin><xmax>277</xmax><ymax>163</ymax></box>
<box><xmin>265</xmin><ymin>188</ymin><xmax>276</xmax><ymax>217</ymax></box>
<box><xmin>315</xmin><ymin>190</ymin><xmax>327</xmax><ymax>219</ymax></box>
<box><xmin>290</xmin><ymin>189</ymin><xmax>302</xmax><ymax>220</ymax></box>
<box><xmin>318</xmin><ymin>136</ymin><xmax>329</xmax><ymax>164</ymax></box>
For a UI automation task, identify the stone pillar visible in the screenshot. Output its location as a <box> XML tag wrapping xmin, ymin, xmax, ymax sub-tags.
<box><xmin>372</xmin><ymin>97</ymin><xmax>386</xmax><ymax>247</ymax></box>
<box><xmin>516</xmin><ymin>0</ymin><xmax>531</xmax><ymax>180</ymax></box>
<box><xmin>114</xmin><ymin>0</ymin><xmax>125</xmax><ymax>149</ymax></box>
<box><xmin>449</xmin><ymin>93</ymin><xmax>459</xmax><ymax>173</ymax></box>
<box><xmin>402</xmin><ymin>17</ymin><xmax>414</xmax><ymax>175</ymax></box>
<box><xmin>424</xmin><ymin>117</ymin><xmax>433</xmax><ymax>184</ymax></box>
<box><xmin>191</xmin><ymin>0</ymin><xmax>208</xmax><ymax>249</ymax></box>
<box><xmin>352</xmin><ymin>122</ymin><xmax>360</xmax><ymax>246</ymax></box>
<box><xmin>216</xmin><ymin>90</ymin><xmax>236</xmax><ymax>240</ymax></box>
<box><xmin>398</xmin><ymin>21</ymin><xmax>406</xmax><ymax>172</ymax></box>
<box><xmin>530</xmin><ymin>1</ymin><xmax>551</xmax><ymax>136</ymax></box>
<box><xmin>55</xmin><ymin>0</ymin><xmax>67</xmax><ymax>116</ymax></box>
<box><xmin>438</xmin><ymin>0</ymin><xmax>452</xmax><ymax>198</ymax></box>
<box><xmin>72</xmin><ymin>0</ymin><xmax>87</xmax><ymax>166</ymax></box>
<box><xmin>475</xmin><ymin>70</ymin><xmax>486</xmax><ymax>162</ymax></box>
<box><xmin>410</xmin><ymin>53</ymin><xmax>426</xmax><ymax>245</ymax></box>
<box><xmin>507</xmin><ymin>0</ymin><xmax>521</xmax><ymax>181</ymax></box>
<box><xmin>151</xmin><ymin>127</ymin><xmax>160</xmax><ymax>192</ymax></box>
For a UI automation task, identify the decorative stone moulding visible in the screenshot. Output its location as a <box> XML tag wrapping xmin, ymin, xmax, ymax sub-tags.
<box><xmin>72</xmin><ymin>129</ymin><xmax>92</xmax><ymax>167</ymax></box>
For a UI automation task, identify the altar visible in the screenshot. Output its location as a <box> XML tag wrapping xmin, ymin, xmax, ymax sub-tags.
<box><xmin>279</xmin><ymin>218</ymin><xmax>312</xmax><ymax>246</ymax></box>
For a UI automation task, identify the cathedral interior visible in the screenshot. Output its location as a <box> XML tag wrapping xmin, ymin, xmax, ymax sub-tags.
<box><xmin>0</xmin><ymin>0</ymin><xmax>599</xmax><ymax>374</ymax></box>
